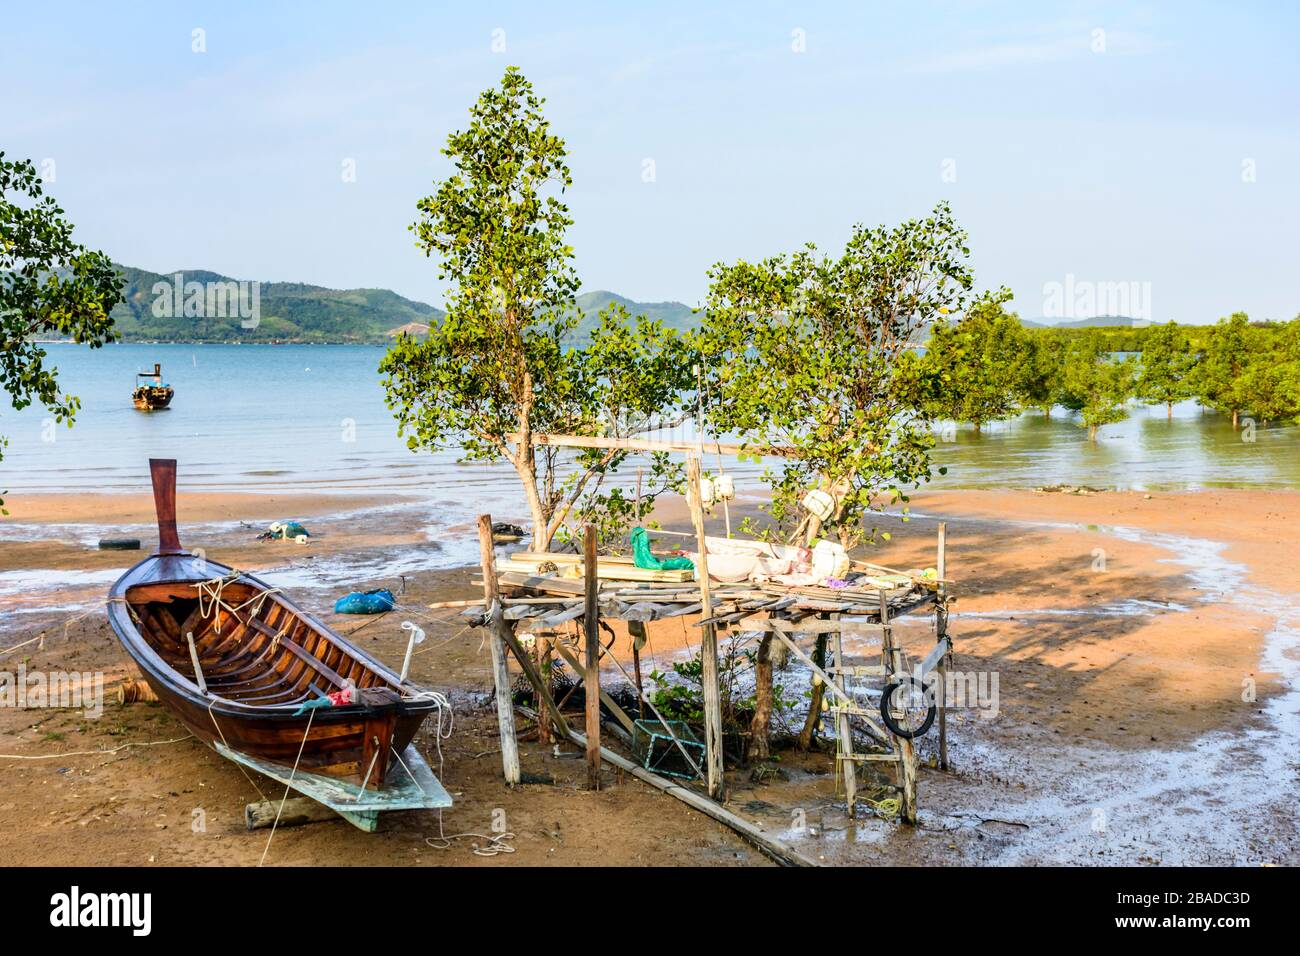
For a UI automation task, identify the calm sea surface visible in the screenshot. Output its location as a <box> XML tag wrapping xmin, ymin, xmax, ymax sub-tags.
<box><xmin>1</xmin><ymin>343</ymin><xmax>1297</xmax><ymax>501</ymax></box>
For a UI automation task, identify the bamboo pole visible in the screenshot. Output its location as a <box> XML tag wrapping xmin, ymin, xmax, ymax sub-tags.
<box><xmin>583</xmin><ymin>524</ymin><xmax>602</xmax><ymax>790</ymax></box>
<box><xmin>477</xmin><ymin>515</ymin><xmax>520</xmax><ymax>786</ymax></box>
<box><xmin>687</xmin><ymin>453</ymin><xmax>725</xmax><ymax>800</ymax></box>
<box><xmin>936</xmin><ymin>521</ymin><xmax>950</xmax><ymax>770</ymax></box>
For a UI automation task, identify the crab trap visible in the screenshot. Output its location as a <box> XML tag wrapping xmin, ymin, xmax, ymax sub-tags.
<box><xmin>631</xmin><ymin>719</ymin><xmax>706</xmax><ymax>779</ymax></box>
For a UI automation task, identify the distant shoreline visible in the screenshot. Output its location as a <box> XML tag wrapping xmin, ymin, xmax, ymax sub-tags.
<box><xmin>35</xmin><ymin>338</ymin><xmax>394</xmax><ymax>346</ymax></box>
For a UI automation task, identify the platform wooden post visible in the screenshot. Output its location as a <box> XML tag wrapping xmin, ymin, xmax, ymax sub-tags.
<box><xmin>829</xmin><ymin>612</ymin><xmax>856</xmax><ymax>814</ymax></box>
<box><xmin>583</xmin><ymin>524</ymin><xmax>602</xmax><ymax>790</ymax></box>
<box><xmin>536</xmin><ymin>633</ymin><xmax>553</xmax><ymax>745</ymax></box>
<box><xmin>687</xmin><ymin>453</ymin><xmax>725</xmax><ymax>800</ymax></box>
<box><xmin>881</xmin><ymin>591</ymin><xmax>917</xmax><ymax>823</ymax></box>
<box><xmin>628</xmin><ymin>620</ymin><xmax>647</xmax><ymax>721</ymax></box>
<box><xmin>936</xmin><ymin>521</ymin><xmax>950</xmax><ymax>771</ymax></box>
<box><xmin>477</xmin><ymin>515</ymin><xmax>520</xmax><ymax>786</ymax></box>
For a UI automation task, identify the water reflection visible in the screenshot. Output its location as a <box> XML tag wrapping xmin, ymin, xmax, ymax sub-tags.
<box><xmin>930</xmin><ymin>401</ymin><xmax>1298</xmax><ymax>491</ymax></box>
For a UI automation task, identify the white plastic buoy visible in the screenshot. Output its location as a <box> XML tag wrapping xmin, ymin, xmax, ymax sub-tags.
<box><xmin>399</xmin><ymin>621</ymin><xmax>426</xmax><ymax>683</ymax></box>
<box><xmin>714</xmin><ymin>474</ymin><xmax>735</xmax><ymax>500</ymax></box>
<box><xmin>699</xmin><ymin>477</ymin><xmax>716</xmax><ymax>507</ymax></box>
<box><xmin>801</xmin><ymin>488</ymin><xmax>836</xmax><ymax>521</ymax></box>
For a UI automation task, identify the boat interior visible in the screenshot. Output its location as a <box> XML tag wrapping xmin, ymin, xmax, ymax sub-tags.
<box><xmin>125</xmin><ymin>581</ymin><xmax>401</xmax><ymax>708</ymax></box>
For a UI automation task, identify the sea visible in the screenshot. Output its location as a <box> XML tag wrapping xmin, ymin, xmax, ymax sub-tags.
<box><xmin>2</xmin><ymin>343</ymin><xmax>1296</xmax><ymax>502</ymax></box>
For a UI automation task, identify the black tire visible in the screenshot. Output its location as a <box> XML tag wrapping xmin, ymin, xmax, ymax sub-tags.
<box><xmin>879</xmin><ymin>677</ymin><xmax>936</xmax><ymax>739</ymax></box>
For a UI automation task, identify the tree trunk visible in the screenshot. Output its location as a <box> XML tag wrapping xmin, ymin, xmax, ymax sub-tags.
<box><xmin>1088</xmin><ymin>423</ymin><xmax>1098</xmax><ymax>441</ymax></box>
<box><xmin>796</xmin><ymin>634</ymin><xmax>829</xmax><ymax>751</ymax></box>
<box><xmin>1167</xmin><ymin>402</ymin><xmax>1174</xmax><ymax>420</ymax></box>
<box><xmin>1232</xmin><ymin>409</ymin><xmax>1239</xmax><ymax>430</ymax></box>
<box><xmin>746</xmin><ymin>634</ymin><xmax>773</xmax><ymax>761</ymax></box>
<box><xmin>512</xmin><ymin>457</ymin><xmax>553</xmax><ymax>552</ymax></box>
<box><xmin>972</xmin><ymin>420</ymin><xmax>981</xmax><ymax>435</ymax></box>
<box><xmin>1043</xmin><ymin>407</ymin><xmax>1051</xmax><ymax>419</ymax></box>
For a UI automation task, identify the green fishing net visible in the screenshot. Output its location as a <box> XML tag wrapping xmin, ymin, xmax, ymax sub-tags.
<box><xmin>630</xmin><ymin>526</ymin><xmax>694</xmax><ymax>571</ymax></box>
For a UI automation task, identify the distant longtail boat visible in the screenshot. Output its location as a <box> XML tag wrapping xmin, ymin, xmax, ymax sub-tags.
<box><xmin>132</xmin><ymin>363</ymin><xmax>174</xmax><ymax>410</ymax></box>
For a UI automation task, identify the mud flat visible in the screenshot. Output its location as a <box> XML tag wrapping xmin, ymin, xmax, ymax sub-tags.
<box><xmin>0</xmin><ymin>488</ymin><xmax>1294</xmax><ymax>865</ymax></box>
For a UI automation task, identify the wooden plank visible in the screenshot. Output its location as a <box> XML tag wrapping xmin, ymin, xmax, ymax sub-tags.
<box><xmin>496</xmin><ymin>571</ymin><xmax>587</xmax><ymax>596</ymax></box>
<box><xmin>495</xmin><ymin>558</ymin><xmax>693</xmax><ymax>583</ymax></box>
<box><xmin>828</xmin><ymin>664</ymin><xmax>888</xmax><ymax>678</ymax></box>
<box><xmin>661</xmin><ymin>602</ymin><xmax>704</xmax><ymax>618</ymax></box>
<box><xmin>732</xmin><ymin>615</ymin><xmax>885</xmax><ymax>636</ymax></box>
<box><xmin>478</xmin><ymin>515</ymin><xmax>520</xmax><ymax>786</ymax></box>
<box><xmin>537</xmin><ymin>602</ymin><xmax>587</xmax><ymax>629</ymax></box>
<box><xmin>838</xmin><ymin>752</ymin><xmax>899</xmax><ymax>763</ymax></box>
<box><xmin>583</xmin><ymin>526</ymin><xmax>602</xmax><ymax>790</ymax></box>
<box><xmin>244</xmin><ymin>796</ymin><xmax>337</xmax><ymax>830</ymax></box>
<box><xmin>505</xmin><ymin>431</ymin><xmax>796</xmax><ymax>459</ymax></box>
<box><xmin>921</xmin><ymin>635</ymin><xmax>952</xmax><ymax>676</ymax></box>
<box><xmin>687</xmin><ymin>454</ymin><xmax>725</xmax><ymax>800</ymax></box>
<box><xmin>509</xmin><ymin>551</ymin><xmax>636</xmax><ymax>566</ymax></box>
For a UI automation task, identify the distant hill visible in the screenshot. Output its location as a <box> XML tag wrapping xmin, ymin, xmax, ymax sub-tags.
<box><xmin>571</xmin><ymin>290</ymin><xmax>699</xmax><ymax>341</ymax></box>
<box><xmin>105</xmin><ymin>268</ymin><xmax>704</xmax><ymax>344</ymax></box>
<box><xmin>1024</xmin><ymin>315</ymin><xmax>1153</xmax><ymax>329</ymax></box>
<box><xmin>110</xmin><ymin>265</ymin><xmax>445</xmax><ymax>343</ymax></box>
<box><xmin>105</xmin><ymin>267</ymin><xmax>1171</xmax><ymax>344</ymax></box>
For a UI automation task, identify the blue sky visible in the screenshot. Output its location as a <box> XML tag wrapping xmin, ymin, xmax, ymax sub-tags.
<box><xmin>2</xmin><ymin>1</ymin><xmax>1297</xmax><ymax>322</ymax></box>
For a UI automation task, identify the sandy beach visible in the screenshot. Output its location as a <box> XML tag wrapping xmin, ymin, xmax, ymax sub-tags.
<box><xmin>0</xmin><ymin>486</ymin><xmax>1296</xmax><ymax>866</ymax></box>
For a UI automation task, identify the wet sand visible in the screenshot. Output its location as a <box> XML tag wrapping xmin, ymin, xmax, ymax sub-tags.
<box><xmin>0</xmin><ymin>487</ymin><xmax>1296</xmax><ymax>865</ymax></box>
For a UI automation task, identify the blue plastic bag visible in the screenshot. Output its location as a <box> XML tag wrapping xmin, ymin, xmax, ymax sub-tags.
<box><xmin>333</xmin><ymin>588</ymin><xmax>396</xmax><ymax>614</ymax></box>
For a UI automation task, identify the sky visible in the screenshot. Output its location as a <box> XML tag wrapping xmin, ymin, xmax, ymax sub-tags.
<box><xmin>2</xmin><ymin>1</ymin><xmax>1298</xmax><ymax>323</ymax></box>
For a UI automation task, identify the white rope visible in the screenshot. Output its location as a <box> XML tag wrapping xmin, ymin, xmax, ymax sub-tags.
<box><xmin>2</xmin><ymin>597</ymin><xmax>122</xmax><ymax>660</ymax></box>
<box><xmin>0</xmin><ymin>735</ymin><xmax>193</xmax><ymax>760</ymax></box>
<box><xmin>193</xmin><ymin>569</ymin><xmax>282</xmax><ymax>635</ymax></box>
<box><xmin>257</xmin><ymin>707</ymin><xmax>315</xmax><ymax>868</ymax></box>
<box><xmin>207</xmin><ymin>698</ymin><xmax>269</xmax><ymax>803</ymax></box>
<box><xmin>402</xmin><ymin>682</ymin><xmax>507</xmax><ymax>857</ymax></box>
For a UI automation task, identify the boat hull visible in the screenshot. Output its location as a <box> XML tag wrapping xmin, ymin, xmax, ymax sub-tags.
<box><xmin>108</xmin><ymin>552</ymin><xmax>438</xmax><ymax>790</ymax></box>
<box><xmin>132</xmin><ymin>387</ymin><xmax>173</xmax><ymax>410</ymax></box>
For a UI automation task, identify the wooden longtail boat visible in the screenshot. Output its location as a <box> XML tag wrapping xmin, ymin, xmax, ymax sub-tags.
<box><xmin>132</xmin><ymin>363</ymin><xmax>174</xmax><ymax>410</ymax></box>
<box><xmin>107</xmin><ymin>459</ymin><xmax>443</xmax><ymax>794</ymax></box>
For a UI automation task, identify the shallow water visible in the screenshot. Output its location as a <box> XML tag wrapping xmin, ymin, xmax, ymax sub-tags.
<box><xmin>1</xmin><ymin>344</ymin><xmax>1296</xmax><ymax>501</ymax></box>
<box><xmin>865</xmin><ymin>512</ymin><xmax>1299</xmax><ymax>865</ymax></box>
